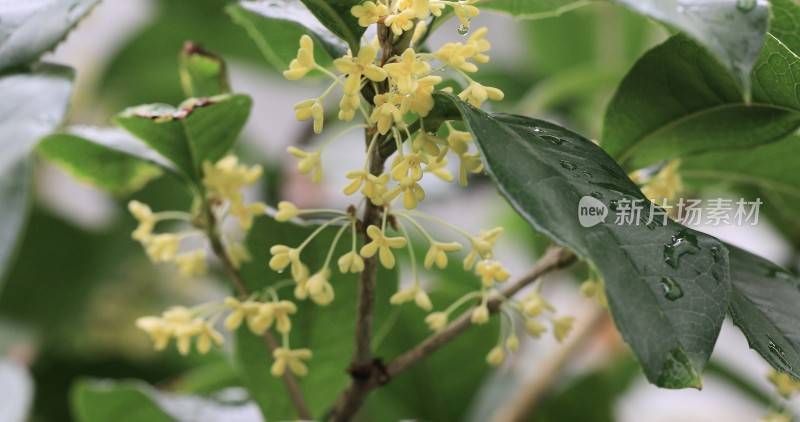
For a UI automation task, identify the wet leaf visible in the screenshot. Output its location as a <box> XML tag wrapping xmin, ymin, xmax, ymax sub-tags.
<box><xmin>178</xmin><ymin>43</ymin><xmax>231</xmax><ymax>99</ymax></box>
<box><xmin>727</xmin><ymin>244</ymin><xmax>800</xmax><ymax>378</ymax></box>
<box><xmin>37</xmin><ymin>127</ymin><xmax>170</xmax><ymax>195</ymax></box>
<box><xmin>229</xmin><ymin>0</ymin><xmax>349</xmax><ymax>69</ymax></box>
<box><xmin>611</xmin><ymin>0</ymin><xmax>769</xmax><ymax>93</ymax></box>
<box><xmin>479</xmin><ymin>0</ymin><xmax>589</xmax><ymax>19</ymax></box>
<box><xmin>434</xmin><ymin>92</ymin><xmax>730</xmax><ymax>388</ymax></box>
<box><xmin>0</xmin><ymin>63</ymin><xmax>74</xmax><ymax>294</ymax></box>
<box><xmin>72</xmin><ymin>380</ymin><xmax>175</xmax><ymax>422</ymax></box>
<box><xmin>602</xmin><ymin>33</ymin><xmax>800</xmax><ymax>170</ymax></box>
<box><xmin>0</xmin><ymin>0</ymin><xmax>100</xmax><ymax>71</ymax></box>
<box><xmin>113</xmin><ymin>94</ymin><xmax>252</xmax><ymax>183</ymax></box>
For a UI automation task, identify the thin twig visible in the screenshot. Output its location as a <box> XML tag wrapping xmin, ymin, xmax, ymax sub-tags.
<box><xmin>328</xmin><ymin>246</ymin><xmax>576</xmax><ymax>421</ymax></box>
<box><xmin>489</xmin><ymin>306</ymin><xmax>608</xmax><ymax>422</ymax></box>
<box><xmin>210</xmin><ymin>237</ymin><xmax>313</xmax><ymax>420</ymax></box>
<box><xmin>387</xmin><ymin>246</ymin><xmax>575</xmax><ymax>376</ymax></box>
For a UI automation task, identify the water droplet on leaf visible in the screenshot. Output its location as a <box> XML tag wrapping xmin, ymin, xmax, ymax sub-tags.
<box><xmin>541</xmin><ymin>135</ymin><xmax>563</xmax><ymax>145</ymax></box>
<box><xmin>591</xmin><ymin>191</ymin><xmax>603</xmax><ymax>199</ymax></box>
<box><xmin>559</xmin><ymin>160</ymin><xmax>577</xmax><ymax>170</ymax></box>
<box><xmin>663</xmin><ymin>230</ymin><xmax>699</xmax><ymax>269</ymax></box>
<box><xmin>660</xmin><ymin>277</ymin><xmax>684</xmax><ymax>301</ymax></box>
<box><xmin>736</xmin><ymin>0</ymin><xmax>756</xmax><ymax>12</ymax></box>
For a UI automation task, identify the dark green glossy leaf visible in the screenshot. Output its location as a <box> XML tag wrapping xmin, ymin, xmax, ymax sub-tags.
<box><xmin>611</xmin><ymin>0</ymin><xmax>769</xmax><ymax>93</ymax></box>
<box><xmin>71</xmin><ymin>380</ymin><xmax>174</xmax><ymax>422</ymax></box>
<box><xmin>235</xmin><ymin>216</ymin><xmax>396</xmax><ymax>420</ymax></box>
<box><xmin>229</xmin><ymin>0</ymin><xmax>349</xmax><ymax>70</ymax></box>
<box><xmin>602</xmin><ymin>33</ymin><xmax>800</xmax><ymax>169</ymax></box>
<box><xmin>479</xmin><ymin>0</ymin><xmax>589</xmax><ymax>18</ymax></box>
<box><xmin>37</xmin><ymin>127</ymin><xmax>170</xmax><ymax>195</ymax></box>
<box><xmin>434</xmin><ymin>92</ymin><xmax>730</xmax><ymax>388</ymax></box>
<box><xmin>178</xmin><ymin>43</ymin><xmax>231</xmax><ymax>98</ymax></box>
<box><xmin>113</xmin><ymin>94</ymin><xmax>252</xmax><ymax>183</ymax></box>
<box><xmin>0</xmin><ymin>63</ymin><xmax>74</xmax><ymax>294</ymax></box>
<box><xmin>298</xmin><ymin>0</ymin><xmax>364</xmax><ymax>54</ymax></box>
<box><xmin>727</xmin><ymin>244</ymin><xmax>800</xmax><ymax>378</ymax></box>
<box><xmin>0</xmin><ymin>0</ymin><xmax>100</xmax><ymax>71</ymax></box>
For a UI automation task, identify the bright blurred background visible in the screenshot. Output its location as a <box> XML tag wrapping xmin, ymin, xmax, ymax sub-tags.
<box><xmin>1</xmin><ymin>0</ymin><xmax>797</xmax><ymax>421</ymax></box>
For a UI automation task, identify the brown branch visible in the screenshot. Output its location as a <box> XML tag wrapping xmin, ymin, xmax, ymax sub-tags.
<box><xmin>328</xmin><ymin>246</ymin><xmax>576</xmax><ymax>421</ymax></box>
<box><xmin>489</xmin><ymin>306</ymin><xmax>607</xmax><ymax>422</ymax></box>
<box><xmin>210</xmin><ymin>237</ymin><xmax>313</xmax><ymax>420</ymax></box>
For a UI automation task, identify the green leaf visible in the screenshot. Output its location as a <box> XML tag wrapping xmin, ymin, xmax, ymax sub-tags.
<box><xmin>479</xmin><ymin>0</ymin><xmax>590</xmax><ymax>19</ymax></box>
<box><xmin>0</xmin><ymin>359</ymin><xmax>33</xmax><ymax>422</ymax></box>
<box><xmin>71</xmin><ymin>380</ymin><xmax>175</xmax><ymax>422</ymax></box>
<box><xmin>0</xmin><ymin>0</ymin><xmax>100</xmax><ymax>71</ymax></box>
<box><xmin>178</xmin><ymin>42</ymin><xmax>231</xmax><ymax>98</ymax></box>
<box><xmin>235</xmin><ymin>216</ymin><xmax>396</xmax><ymax>420</ymax></box>
<box><xmin>610</xmin><ymin>0</ymin><xmax>769</xmax><ymax>93</ymax></box>
<box><xmin>602</xmin><ymin>34</ymin><xmax>800</xmax><ymax>169</ymax></box>
<box><xmin>434</xmin><ymin>92</ymin><xmax>730</xmax><ymax>388</ymax></box>
<box><xmin>228</xmin><ymin>0</ymin><xmax>349</xmax><ymax>70</ymax></box>
<box><xmin>297</xmin><ymin>0</ymin><xmax>364</xmax><ymax>54</ymax></box>
<box><xmin>0</xmin><ymin>63</ymin><xmax>74</xmax><ymax>293</ymax></box>
<box><xmin>726</xmin><ymin>244</ymin><xmax>800</xmax><ymax>378</ymax></box>
<box><xmin>37</xmin><ymin>127</ymin><xmax>169</xmax><ymax>195</ymax></box>
<box><xmin>679</xmin><ymin>135</ymin><xmax>800</xmax><ymax>246</ymax></box>
<box><xmin>113</xmin><ymin>94</ymin><xmax>252</xmax><ymax>183</ymax></box>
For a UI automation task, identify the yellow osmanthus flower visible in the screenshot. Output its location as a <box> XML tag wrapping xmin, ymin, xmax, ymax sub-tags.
<box><xmin>275</xmin><ymin>201</ymin><xmax>300</xmax><ymax>222</ymax></box>
<box><xmin>467</xmin><ymin>28</ymin><xmax>491</xmax><ymax>63</ymax></box>
<box><xmin>423</xmin><ymin>156</ymin><xmax>454</xmax><ymax>183</ymax></box>
<box><xmin>333</xmin><ymin>44</ymin><xmax>388</xmax><ymax>96</ymax></box>
<box><xmin>339</xmin><ymin>94</ymin><xmax>361</xmax><ymax>121</ymax></box>
<box><xmin>424</xmin><ymin>241</ymin><xmax>462</xmax><ymax>269</ymax></box>
<box><xmin>402</xmin><ymin>75</ymin><xmax>442</xmax><ymax>117</ymax></box>
<box><xmin>224</xmin><ymin>297</ymin><xmax>259</xmax><ymax>332</ymax></box>
<box><xmin>389</xmin><ymin>283</ymin><xmax>433</xmax><ymax>311</ymax></box>
<box><xmin>384</xmin><ymin>48</ymin><xmax>431</xmax><ymax>95</ymax></box>
<box><xmin>136</xmin><ymin>316</ymin><xmax>172</xmax><ymax>351</ymax></box>
<box><xmin>521</xmin><ymin>290</ymin><xmax>555</xmax><ymax>317</ymax></box>
<box><xmin>397</xmin><ymin>0</ymin><xmax>430</xmax><ymax>18</ymax></box>
<box><xmin>425</xmin><ymin>311</ymin><xmax>448</xmax><ymax>332</ymax></box>
<box><xmin>338</xmin><ymin>250</ymin><xmax>365</xmax><ymax>273</ymax></box>
<box><xmin>470</xmin><ymin>302</ymin><xmax>489</xmax><ymax>324</ymax></box>
<box><xmin>252</xmin><ymin>301</ymin><xmax>298</xmax><ymax>334</ymax></box>
<box><xmin>144</xmin><ymin>234</ymin><xmax>180</xmax><ymax>263</ymax></box>
<box><xmin>506</xmin><ymin>333</ymin><xmax>520</xmax><ymax>352</ymax></box>
<box><xmin>129</xmin><ymin>200</ymin><xmax>156</xmax><ymax>241</ymax></box>
<box><xmin>287</xmin><ymin>146</ymin><xmax>323</xmax><ymax>183</ymax></box>
<box><xmin>202</xmin><ymin>156</ymin><xmax>265</xmax><ymax>225</ymax></box>
<box><xmin>412</xmin><ymin>130</ymin><xmax>443</xmax><ymax>156</ymax></box>
<box><xmin>456</xmin><ymin>152</ymin><xmax>484</xmax><ymax>186</ymax></box>
<box><xmin>475</xmin><ymin>260</ymin><xmax>510</xmax><ymax>287</ymax></box>
<box><xmin>351</xmin><ymin>1</ymin><xmax>388</xmax><ymax>27</ymax></box>
<box><xmin>284</xmin><ymin>35</ymin><xmax>317</xmax><ymax>80</ymax></box>
<box><xmin>384</xmin><ymin>9</ymin><xmax>415</xmax><ymax>36</ymax></box>
<box><xmin>269</xmin><ymin>245</ymin><xmax>310</xmax><ymax>282</ymax></box>
<box><xmin>436</xmin><ymin>42</ymin><xmax>479</xmax><ymax>73</ymax></box>
<box><xmin>294</xmin><ymin>99</ymin><xmax>325</xmax><ymax>134</ymax></box>
<box><xmin>525</xmin><ymin>319</ymin><xmax>547</xmax><ymax>338</ymax></box>
<box><xmin>344</xmin><ymin>171</ymin><xmax>391</xmax><ymax>205</ymax></box>
<box><xmin>370</xmin><ymin>93</ymin><xmax>406</xmax><ymax>135</ymax></box>
<box><xmin>453</xmin><ymin>2</ymin><xmax>480</xmax><ymax>29</ymax></box>
<box><xmin>486</xmin><ymin>346</ymin><xmax>504</xmax><ymax>366</ymax></box>
<box><xmin>230</xmin><ymin>201</ymin><xmax>267</xmax><ymax>230</ymax></box>
<box><xmin>552</xmin><ymin>316</ymin><xmax>575</xmax><ymax>342</ymax></box>
<box><xmin>391</xmin><ymin>151</ymin><xmax>428</xmax><ymax>181</ymax></box>
<box><xmin>384</xmin><ymin>177</ymin><xmax>426</xmax><ymax>210</ymax></box>
<box><xmin>464</xmin><ymin>227</ymin><xmax>504</xmax><ymax>269</ymax></box>
<box><xmin>306</xmin><ymin>268</ymin><xmax>335</xmax><ymax>305</ymax></box>
<box><xmin>271</xmin><ymin>347</ymin><xmax>313</xmax><ymax>377</ymax></box>
<box><xmin>630</xmin><ymin>160</ymin><xmax>684</xmax><ymax>202</ymax></box>
<box><xmin>196</xmin><ymin>322</ymin><xmax>225</xmax><ymax>354</ymax></box>
<box><xmin>174</xmin><ymin>250</ymin><xmax>208</xmax><ymax>277</ymax></box>
<box><xmin>459</xmin><ymin>80</ymin><xmax>504</xmax><ymax>107</ymax></box>
<box><xmin>768</xmin><ymin>369</ymin><xmax>800</xmax><ymax>398</ymax></box>
<box><xmin>360</xmin><ymin>225</ymin><xmax>407</xmax><ymax>269</ymax></box>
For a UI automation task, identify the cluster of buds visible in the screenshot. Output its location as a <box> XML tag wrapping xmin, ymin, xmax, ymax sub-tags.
<box><xmin>762</xmin><ymin>370</ymin><xmax>800</xmax><ymax>422</ymax></box>
<box><xmin>128</xmin><ymin>156</ymin><xmax>265</xmax><ymax>275</ymax></box>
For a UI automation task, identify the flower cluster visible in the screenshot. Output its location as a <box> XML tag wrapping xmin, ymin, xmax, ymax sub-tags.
<box><xmin>762</xmin><ymin>369</ymin><xmax>800</xmax><ymax>422</ymax></box>
<box><xmin>629</xmin><ymin>159</ymin><xmax>684</xmax><ymax>205</ymax></box>
<box><xmin>137</xmin><ymin>292</ymin><xmax>311</xmax><ymax>376</ymax></box>
<box><xmin>128</xmin><ymin>156</ymin><xmax>264</xmax><ymax>275</ymax></box>
<box><xmin>266</xmin><ymin>0</ymin><xmax>570</xmax><ymax>375</ymax></box>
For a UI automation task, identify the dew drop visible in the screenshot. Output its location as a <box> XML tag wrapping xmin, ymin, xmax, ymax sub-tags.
<box><xmin>457</xmin><ymin>24</ymin><xmax>469</xmax><ymax>36</ymax></box>
<box><xmin>559</xmin><ymin>160</ymin><xmax>577</xmax><ymax>171</ymax></box>
<box><xmin>767</xmin><ymin>336</ymin><xmax>793</xmax><ymax>370</ymax></box>
<box><xmin>663</xmin><ymin>230</ymin><xmax>699</xmax><ymax>269</ymax></box>
<box><xmin>660</xmin><ymin>277</ymin><xmax>684</xmax><ymax>301</ymax></box>
<box><xmin>609</xmin><ymin>200</ymin><xmax>619</xmax><ymax>211</ymax></box>
<box><xmin>710</xmin><ymin>246</ymin><xmax>722</xmax><ymax>263</ymax></box>
<box><xmin>541</xmin><ymin>135</ymin><xmax>563</xmax><ymax>145</ymax></box>
<box><xmin>572</xmin><ymin>173</ymin><xmax>579</xmax><ymax>178</ymax></box>
<box><xmin>736</xmin><ymin>0</ymin><xmax>756</xmax><ymax>12</ymax></box>
<box><xmin>591</xmin><ymin>191</ymin><xmax>603</xmax><ymax>199</ymax></box>
<box><xmin>581</xmin><ymin>171</ymin><xmax>592</xmax><ymax>178</ymax></box>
